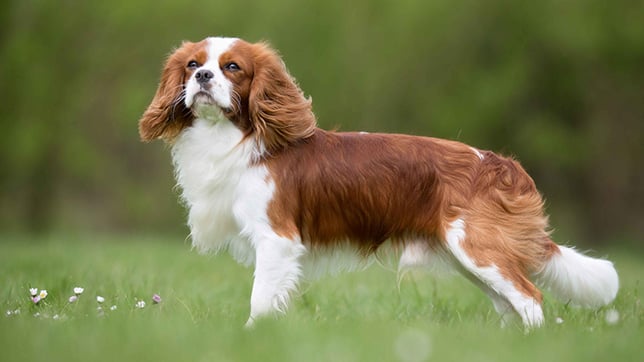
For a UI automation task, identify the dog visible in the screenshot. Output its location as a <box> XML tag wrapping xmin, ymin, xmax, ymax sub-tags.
<box><xmin>139</xmin><ymin>37</ymin><xmax>618</xmax><ymax>328</ymax></box>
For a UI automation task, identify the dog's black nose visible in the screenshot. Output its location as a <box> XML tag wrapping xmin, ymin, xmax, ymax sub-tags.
<box><xmin>195</xmin><ymin>69</ymin><xmax>214</xmax><ymax>83</ymax></box>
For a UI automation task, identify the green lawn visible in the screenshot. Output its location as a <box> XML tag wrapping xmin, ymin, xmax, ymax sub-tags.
<box><xmin>1</xmin><ymin>234</ymin><xmax>641</xmax><ymax>362</ymax></box>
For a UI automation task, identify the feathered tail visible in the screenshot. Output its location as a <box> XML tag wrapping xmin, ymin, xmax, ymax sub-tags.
<box><xmin>536</xmin><ymin>245</ymin><xmax>619</xmax><ymax>307</ymax></box>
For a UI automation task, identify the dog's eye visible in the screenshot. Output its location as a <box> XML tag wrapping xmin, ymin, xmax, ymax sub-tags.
<box><xmin>187</xmin><ymin>60</ymin><xmax>200</xmax><ymax>69</ymax></box>
<box><xmin>224</xmin><ymin>62</ymin><xmax>240</xmax><ymax>72</ymax></box>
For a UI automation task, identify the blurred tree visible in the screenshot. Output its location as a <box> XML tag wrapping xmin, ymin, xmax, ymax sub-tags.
<box><xmin>0</xmin><ymin>0</ymin><xmax>642</xmax><ymax>244</ymax></box>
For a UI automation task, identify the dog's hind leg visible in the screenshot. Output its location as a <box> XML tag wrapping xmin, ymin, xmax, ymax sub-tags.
<box><xmin>400</xmin><ymin>237</ymin><xmax>518</xmax><ymax>326</ymax></box>
<box><xmin>443</xmin><ymin>218</ymin><xmax>545</xmax><ymax>328</ymax></box>
<box><xmin>462</xmin><ymin>273</ymin><xmax>518</xmax><ymax>327</ymax></box>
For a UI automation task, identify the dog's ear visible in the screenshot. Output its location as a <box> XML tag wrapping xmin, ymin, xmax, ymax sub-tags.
<box><xmin>248</xmin><ymin>42</ymin><xmax>316</xmax><ymax>154</ymax></box>
<box><xmin>138</xmin><ymin>42</ymin><xmax>196</xmax><ymax>143</ymax></box>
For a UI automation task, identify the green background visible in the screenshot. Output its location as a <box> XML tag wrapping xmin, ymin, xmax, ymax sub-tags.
<box><xmin>1</xmin><ymin>0</ymin><xmax>642</xmax><ymax>247</ymax></box>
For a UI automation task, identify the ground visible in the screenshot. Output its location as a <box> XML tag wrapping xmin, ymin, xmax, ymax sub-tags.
<box><xmin>1</xmin><ymin>234</ymin><xmax>642</xmax><ymax>362</ymax></box>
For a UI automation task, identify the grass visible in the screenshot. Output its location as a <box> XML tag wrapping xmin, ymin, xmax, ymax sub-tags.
<box><xmin>0</xmin><ymin>234</ymin><xmax>641</xmax><ymax>362</ymax></box>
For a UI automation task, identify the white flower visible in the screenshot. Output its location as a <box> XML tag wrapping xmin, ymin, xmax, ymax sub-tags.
<box><xmin>73</xmin><ymin>287</ymin><xmax>84</xmax><ymax>295</ymax></box>
<box><xmin>68</xmin><ymin>295</ymin><xmax>78</xmax><ymax>303</ymax></box>
<box><xmin>29</xmin><ymin>288</ymin><xmax>38</xmax><ymax>297</ymax></box>
<box><xmin>555</xmin><ymin>317</ymin><xmax>564</xmax><ymax>324</ymax></box>
<box><xmin>13</xmin><ymin>309</ymin><xmax>20</xmax><ymax>315</ymax></box>
<box><xmin>605</xmin><ymin>309</ymin><xmax>620</xmax><ymax>325</ymax></box>
<box><xmin>53</xmin><ymin>314</ymin><xmax>60</xmax><ymax>320</ymax></box>
<box><xmin>135</xmin><ymin>300</ymin><xmax>146</xmax><ymax>309</ymax></box>
<box><xmin>110</xmin><ymin>305</ymin><xmax>117</xmax><ymax>311</ymax></box>
<box><xmin>5</xmin><ymin>310</ymin><xmax>12</xmax><ymax>316</ymax></box>
<box><xmin>96</xmin><ymin>296</ymin><xmax>105</xmax><ymax>303</ymax></box>
<box><xmin>38</xmin><ymin>290</ymin><xmax>48</xmax><ymax>299</ymax></box>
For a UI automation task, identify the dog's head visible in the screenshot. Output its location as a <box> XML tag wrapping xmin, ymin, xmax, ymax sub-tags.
<box><xmin>138</xmin><ymin>37</ymin><xmax>316</xmax><ymax>154</ymax></box>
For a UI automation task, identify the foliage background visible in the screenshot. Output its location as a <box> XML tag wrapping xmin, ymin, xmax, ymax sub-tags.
<box><xmin>1</xmin><ymin>0</ymin><xmax>642</xmax><ymax>246</ymax></box>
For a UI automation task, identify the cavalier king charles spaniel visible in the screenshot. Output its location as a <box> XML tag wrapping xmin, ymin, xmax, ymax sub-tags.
<box><xmin>139</xmin><ymin>37</ymin><xmax>618</xmax><ymax>328</ymax></box>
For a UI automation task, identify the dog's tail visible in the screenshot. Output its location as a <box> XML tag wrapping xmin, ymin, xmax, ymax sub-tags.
<box><xmin>535</xmin><ymin>243</ymin><xmax>619</xmax><ymax>308</ymax></box>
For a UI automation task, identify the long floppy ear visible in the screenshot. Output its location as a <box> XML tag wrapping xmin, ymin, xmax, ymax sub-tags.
<box><xmin>248</xmin><ymin>42</ymin><xmax>317</xmax><ymax>154</ymax></box>
<box><xmin>138</xmin><ymin>42</ymin><xmax>194</xmax><ymax>143</ymax></box>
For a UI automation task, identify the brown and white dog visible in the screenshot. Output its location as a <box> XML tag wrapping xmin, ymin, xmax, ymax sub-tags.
<box><xmin>139</xmin><ymin>37</ymin><xmax>618</xmax><ymax>328</ymax></box>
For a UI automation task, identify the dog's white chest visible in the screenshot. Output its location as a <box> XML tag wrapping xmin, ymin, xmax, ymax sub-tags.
<box><xmin>171</xmin><ymin>118</ymin><xmax>260</xmax><ymax>264</ymax></box>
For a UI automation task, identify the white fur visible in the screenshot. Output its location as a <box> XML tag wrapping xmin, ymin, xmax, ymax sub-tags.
<box><xmin>173</xmin><ymin>113</ymin><xmax>307</xmax><ymax>326</ymax></box>
<box><xmin>444</xmin><ymin>218</ymin><xmax>544</xmax><ymax>328</ymax></box>
<box><xmin>172</xmin><ymin>116</ymin><xmax>253</xmax><ymax>259</ymax></box>
<box><xmin>535</xmin><ymin>245</ymin><xmax>619</xmax><ymax>308</ymax></box>
<box><xmin>231</xmin><ymin>163</ymin><xmax>307</xmax><ymax>326</ymax></box>
<box><xmin>246</xmin><ymin>236</ymin><xmax>306</xmax><ymax>326</ymax></box>
<box><xmin>397</xmin><ymin>239</ymin><xmax>455</xmax><ymax>278</ymax></box>
<box><xmin>470</xmin><ymin>147</ymin><xmax>484</xmax><ymax>160</ymax></box>
<box><xmin>399</xmin><ymin>241</ymin><xmax>433</xmax><ymax>272</ymax></box>
<box><xmin>185</xmin><ymin>37</ymin><xmax>238</xmax><ymax>109</ymax></box>
<box><xmin>301</xmin><ymin>245</ymin><xmax>372</xmax><ymax>280</ymax></box>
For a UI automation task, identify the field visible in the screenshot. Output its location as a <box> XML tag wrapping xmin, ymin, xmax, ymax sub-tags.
<box><xmin>1</xmin><ymin>234</ymin><xmax>641</xmax><ymax>362</ymax></box>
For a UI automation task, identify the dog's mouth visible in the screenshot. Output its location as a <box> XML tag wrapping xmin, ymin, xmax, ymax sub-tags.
<box><xmin>190</xmin><ymin>91</ymin><xmax>232</xmax><ymax>119</ymax></box>
<box><xmin>192</xmin><ymin>91</ymin><xmax>216</xmax><ymax>105</ymax></box>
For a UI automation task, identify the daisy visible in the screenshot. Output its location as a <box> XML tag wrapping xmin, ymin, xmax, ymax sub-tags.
<box><xmin>96</xmin><ymin>296</ymin><xmax>105</xmax><ymax>303</ymax></box>
<box><xmin>73</xmin><ymin>287</ymin><xmax>84</xmax><ymax>295</ymax></box>
<box><xmin>31</xmin><ymin>289</ymin><xmax>47</xmax><ymax>304</ymax></box>
<box><xmin>135</xmin><ymin>300</ymin><xmax>146</xmax><ymax>309</ymax></box>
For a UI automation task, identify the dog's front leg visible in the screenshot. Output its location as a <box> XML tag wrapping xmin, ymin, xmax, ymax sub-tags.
<box><xmin>245</xmin><ymin>234</ymin><xmax>306</xmax><ymax>327</ymax></box>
